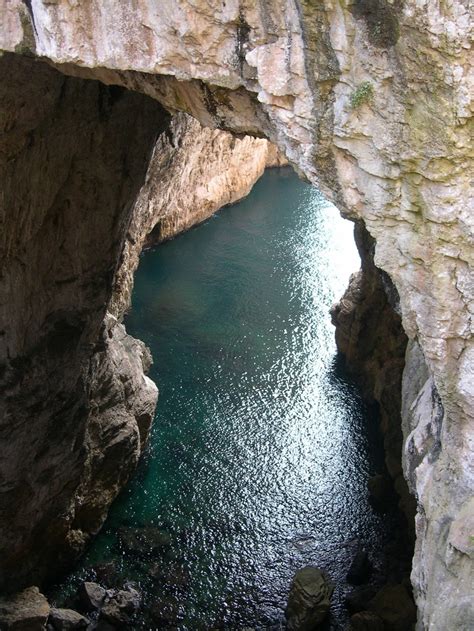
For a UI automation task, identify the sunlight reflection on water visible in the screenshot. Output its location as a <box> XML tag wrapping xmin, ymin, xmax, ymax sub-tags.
<box><xmin>54</xmin><ymin>168</ymin><xmax>394</xmax><ymax>630</ymax></box>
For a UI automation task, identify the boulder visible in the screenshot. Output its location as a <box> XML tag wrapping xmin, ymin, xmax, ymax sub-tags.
<box><xmin>349</xmin><ymin>611</ymin><xmax>384</xmax><ymax>630</ymax></box>
<box><xmin>49</xmin><ymin>608</ymin><xmax>88</xmax><ymax>630</ymax></box>
<box><xmin>347</xmin><ymin>550</ymin><xmax>372</xmax><ymax>585</ymax></box>
<box><xmin>285</xmin><ymin>566</ymin><xmax>333</xmax><ymax>631</ymax></box>
<box><xmin>78</xmin><ymin>582</ymin><xmax>106</xmax><ymax>612</ymax></box>
<box><xmin>0</xmin><ymin>586</ymin><xmax>50</xmax><ymax>630</ymax></box>
<box><xmin>368</xmin><ymin>584</ymin><xmax>417</xmax><ymax>631</ymax></box>
<box><xmin>100</xmin><ymin>587</ymin><xmax>141</xmax><ymax>628</ymax></box>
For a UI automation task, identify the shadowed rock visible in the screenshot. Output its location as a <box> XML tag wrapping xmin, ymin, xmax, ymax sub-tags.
<box><xmin>49</xmin><ymin>607</ymin><xmax>88</xmax><ymax>630</ymax></box>
<box><xmin>347</xmin><ymin>550</ymin><xmax>373</xmax><ymax>585</ymax></box>
<box><xmin>78</xmin><ymin>581</ymin><xmax>106</xmax><ymax>612</ymax></box>
<box><xmin>349</xmin><ymin>610</ymin><xmax>384</xmax><ymax>631</ymax></box>
<box><xmin>0</xmin><ymin>586</ymin><xmax>49</xmax><ymax>630</ymax></box>
<box><xmin>368</xmin><ymin>584</ymin><xmax>416</xmax><ymax>631</ymax></box>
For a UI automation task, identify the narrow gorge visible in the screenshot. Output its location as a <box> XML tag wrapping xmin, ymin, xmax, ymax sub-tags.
<box><xmin>0</xmin><ymin>1</ymin><xmax>472</xmax><ymax>630</ymax></box>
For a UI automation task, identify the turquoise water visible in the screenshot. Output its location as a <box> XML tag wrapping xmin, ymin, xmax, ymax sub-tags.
<box><xmin>54</xmin><ymin>168</ymin><xmax>393</xmax><ymax>628</ymax></box>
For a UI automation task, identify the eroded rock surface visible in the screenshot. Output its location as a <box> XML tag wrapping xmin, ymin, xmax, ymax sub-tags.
<box><xmin>0</xmin><ymin>2</ymin><xmax>472</xmax><ymax>628</ymax></box>
<box><xmin>331</xmin><ymin>221</ymin><xmax>415</xmax><ymax>529</ymax></box>
<box><xmin>0</xmin><ymin>53</ymin><xmax>162</xmax><ymax>589</ymax></box>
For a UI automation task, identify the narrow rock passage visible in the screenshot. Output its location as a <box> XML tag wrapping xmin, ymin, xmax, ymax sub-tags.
<box><xmin>51</xmin><ymin>169</ymin><xmax>405</xmax><ymax>629</ymax></box>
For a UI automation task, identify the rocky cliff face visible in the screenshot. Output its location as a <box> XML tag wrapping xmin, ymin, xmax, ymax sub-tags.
<box><xmin>1</xmin><ymin>2</ymin><xmax>472</xmax><ymax>628</ymax></box>
<box><xmin>0</xmin><ymin>53</ymin><xmax>162</xmax><ymax>588</ymax></box>
<box><xmin>331</xmin><ymin>221</ymin><xmax>416</xmax><ymax>530</ymax></box>
<box><xmin>0</xmin><ymin>51</ymin><xmax>279</xmax><ymax>590</ymax></box>
<box><xmin>111</xmin><ymin>112</ymin><xmax>285</xmax><ymax>316</ymax></box>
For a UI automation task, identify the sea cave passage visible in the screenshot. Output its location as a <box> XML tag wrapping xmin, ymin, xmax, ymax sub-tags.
<box><xmin>48</xmin><ymin>166</ymin><xmax>408</xmax><ymax>629</ymax></box>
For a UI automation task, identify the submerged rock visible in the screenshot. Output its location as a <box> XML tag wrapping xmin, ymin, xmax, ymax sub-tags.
<box><xmin>147</xmin><ymin>561</ymin><xmax>190</xmax><ymax>588</ymax></box>
<box><xmin>347</xmin><ymin>550</ymin><xmax>372</xmax><ymax>585</ymax></box>
<box><xmin>349</xmin><ymin>611</ymin><xmax>384</xmax><ymax>631</ymax></box>
<box><xmin>285</xmin><ymin>566</ymin><xmax>333</xmax><ymax>630</ymax></box>
<box><xmin>368</xmin><ymin>584</ymin><xmax>416</xmax><ymax>631</ymax></box>
<box><xmin>148</xmin><ymin>595</ymin><xmax>184</xmax><ymax>628</ymax></box>
<box><xmin>118</xmin><ymin>526</ymin><xmax>171</xmax><ymax>556</ymax></box>
<box><xmin>49</xmin><ymin>607</ymin><xmax>88</xmax><ymax>630</ymax></box>
<box><xmin>0</xmin><ymin>586</ymin><xmax>50</xmax><ymax>630</ymax></box>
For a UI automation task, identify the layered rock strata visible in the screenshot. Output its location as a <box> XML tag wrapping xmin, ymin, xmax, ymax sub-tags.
<box><xmin>111</xmin><ymin>112</ymin><xmax>285</xmax><ymax>316</ymax></box>
<box><xmin>0</xmin><ymin>2</ymin><xmax>473</xmax><ymax>628</ymax></box>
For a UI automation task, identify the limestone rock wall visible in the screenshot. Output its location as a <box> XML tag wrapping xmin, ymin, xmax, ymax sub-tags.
<box><xmin>111</xmin><ymin>112</ymin><xmax>285</xmax><ymax>317</ymax></box>
<box><xmin>331</xmin><ymin>221</ymin><xmax>416</xmax><ymax>530</ymax></box>
<box><xmin>0</xmin><ymin>54</ymin><xmax>162</xmax><ymax>589</ymax></box>
<box><xmin>1</xmin><ymin>1</ymin><xmax>473</xmax><ymax>627</ymax></box>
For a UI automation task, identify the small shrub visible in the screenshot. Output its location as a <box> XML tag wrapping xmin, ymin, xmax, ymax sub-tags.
<box><xmin>350</xmin><ymin>82</ymin><xmax>374</xmax><ymax>109</ymax></box>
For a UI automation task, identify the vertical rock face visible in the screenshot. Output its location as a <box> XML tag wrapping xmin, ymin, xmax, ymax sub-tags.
<box><xmin>402</xmin><ymin>340</ymin><xmax>474</xmax><ymax>630</ymax></box>
<box><xmin>0</xmin><ymin>54</ymin><xmax>163</xmax><ymax>588</ymax></box>
<box><xmin>0</xmin><ymin>2</ymin><xmax>472</xmax><ymax>627</ymax></box>
<box><xmin>331</xmin><ymin>221</ymin><xmax>415</xmax><ymax>528</ymax></box>
<box><xmin>0</xmin><ymin>52</ymin><xmax>281</xmax><ymax>590</ymax></box>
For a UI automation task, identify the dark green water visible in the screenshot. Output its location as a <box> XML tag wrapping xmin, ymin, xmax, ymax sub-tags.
<box><xmin>53</xmin><ymin>168</ymin><xmax>393</xmax><ymax>629</ymax></box>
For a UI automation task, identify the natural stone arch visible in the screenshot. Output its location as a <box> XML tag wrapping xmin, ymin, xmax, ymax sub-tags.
<box><xmin>1</xmin><ymin>2</ymin><xmax>472</xmax><ymax>629</ymax></box>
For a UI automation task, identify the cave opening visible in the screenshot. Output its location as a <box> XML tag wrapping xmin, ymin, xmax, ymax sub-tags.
<box><xmin>1</xmin><ymin>53</ymin><xmax>415</xmax><ymax>629</ymax></box>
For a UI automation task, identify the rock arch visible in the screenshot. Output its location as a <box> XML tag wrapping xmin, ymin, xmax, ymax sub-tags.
<box><xmin>1</xmin><ymin>2</ymin><xmax>472</xmax><ymax>628</ymax></box>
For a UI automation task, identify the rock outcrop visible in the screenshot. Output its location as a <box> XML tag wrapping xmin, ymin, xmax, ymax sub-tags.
<box><xmin>0</xmin><ymin>586</ymin><xmax>50</xmax><ymax>630</ymax></box>
<box><xmin>0</xmin><ymin>2</ymin><xmax>472</xmax><ymax>628</ymax></box>
<box><xmin>286</xmin><ymin>566</ymin><xmax>333</xmax><ymax>631</ymax></box>
<box><xmin>331</xmin><ymin>221</ymin><xmax>415</xmax><ymax>530</ymax></box>
<box><xmin>0</xmin><ymin>53</ymin><xmax>162</xmax><ymax>589</ymax></box>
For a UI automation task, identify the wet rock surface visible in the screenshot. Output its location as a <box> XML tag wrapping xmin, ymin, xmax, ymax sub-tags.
<box><xmin>285</xmin><ymin>566</ymin><xmax>333</xmax><ymax>630</ymax></box>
